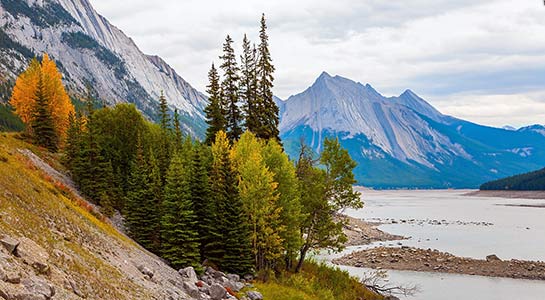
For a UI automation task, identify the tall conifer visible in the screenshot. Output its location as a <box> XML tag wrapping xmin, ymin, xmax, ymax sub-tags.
<box><xmin>204</xmin><ymin>63</ymin><xmax>225</xmax><ymax>145</ymax></box>
<box><xmin>219</xmin><ymin>35</ymin><xmax>243</xmax><ymax>142</ymax></box>
<box><xmin>240</xmin><ymin>34</ymin><xmax>259</xmax><ymax>133</ymax></box>
<box><xmin>31</xmin><ymin>75</ymin><xmax>58</xmax><ymax>151</ymax></box>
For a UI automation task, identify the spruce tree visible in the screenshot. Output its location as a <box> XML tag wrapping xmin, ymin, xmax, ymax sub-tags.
<box><xmin>256</xmin><ymin>14</ymin><xmax>280</xmax><ymax>141</ymax></box>
<box><xmin>157</xmin><ymin>91</ymin><xmax>171</xmax><ymax>183</ymax></box>
<box><xmin>240</xmin><ymin>34</ymin><xmax>259</xmax><ymax>133</ymax></box>
<box><xmin>31</xmin><ymin>75</ymin><xmax>58</xmax><ymax>152</ymax></box>
<box><xmin>158</xmin><ymin>91</ymin><xmax>170</xmax><ymax>130</ymax></box>
<box><xmin>204</xmin><ymin>63</ymin><xmax>225</xmax><ymax>145</ymax></box>
<box><xmin>161</xmin><ymin>150</ymin><xmax>201</xmax><ymax>270</ymax></box>
<box><xmin>125</xmin><ymin>138</ymin><xmax>156</xmax><ymax>251</ymax></box>
<box><xmin>219</xmin><ymin>35</ymin><xmax>243</xmax><ymax>142</ymax></box>
<box><xmin>173</xmin><ymin>108</ymin><xmax>182</xmax><ymax>146</ymax></box>
<box><xmin>209</xmin><ymin>131</ymin><xmax>253</xmax><ymax>274</ymax></box>
<box><xmin>148</xmin><ymin>151</ymin><xmax>163</xmax><ymax>252</ymax></box>
<box><xmin>63</xmin><ymin>111</ymin><xmax>83</xmax><ymax>171</ymax></box>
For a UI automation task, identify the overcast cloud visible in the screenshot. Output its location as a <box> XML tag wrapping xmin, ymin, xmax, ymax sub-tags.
<box><xmin>90</xmin><ymin>0</ymin><xmax>545</xmax><ymax>128</ymax></box>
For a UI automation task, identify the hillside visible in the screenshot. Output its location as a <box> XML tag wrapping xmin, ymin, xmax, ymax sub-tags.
<box><xmin>480</xmin><ymin>167</ymin><xmax>545</xmax><ymax>191</ymax></box>
<box><xmin>0</xmin><ymin>133</ymin><xmax>199</xmax><ymax>299</ymax></box>
<box><xmin>0</xmin><ymin>0</ymin><xmax>207</xmax><ymax>137</ymax></box>
<box><xmin>278</xmin><ymin>72</ymin><xmax>545</xmax><ymax>188</ymax></box>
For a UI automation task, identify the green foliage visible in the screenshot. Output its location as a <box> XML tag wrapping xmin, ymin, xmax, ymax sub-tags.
<box><xmin>232</xmin><ymin>132</ymin><xmax>284</xmax><ymax>270</ymax></box>
<box><xmin>0</xmin><ymin>28</ymin><xmax>34</xmax><ymax>60</ymax></box>
<box><xmin>219</xmin><ymin>36</ymin><xmax>243</xmax><ymax>142</ymax></box>
<box><xmin>204</xmin><ymin>63</ymin><xmax>225</xmax><ymax>145</ymax></box>
<box><xmin>161</xmin><ymin>150</ymin><xmax>201</xmax><ymax>270</ymax></box>
<box><xmin>209</xmin><ymin>131</ymin><xmax>253</xmax><ymax>274</ymax></box>
<box><xmin>0</xmin><ymin>103</ymin><xmax>24</xmax><ymax>132</ymax></box>
<box><xmin>262</xmin><ymin>139</ymin><xmax>303</xmax><ymax>268</ymax></box>
<box><xmin>255</xmin><ymin>260</ymin><xmax>383</xmax><ymax>300</ymax></box>
<box><xmin>31</xmin><ymin>76</ymin><xmax>58</xmax><ymax>151</ymax></box>
<box><xmin>480</xmin><ymin>167</ymin><xmax>545</xmax><ymax>190</ymax></box>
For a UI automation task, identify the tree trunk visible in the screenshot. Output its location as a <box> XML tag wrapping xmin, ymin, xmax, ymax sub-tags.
<box><xmin>295</xmin><ymin>246</ymin><xmax>309</xmax><ymax>273</ymax></box>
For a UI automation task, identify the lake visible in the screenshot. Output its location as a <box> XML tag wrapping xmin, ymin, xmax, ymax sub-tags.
<box><xmin>324</xmin><ymin>189</ymin><xmax>545</xmax><ymax>300</ymax></box>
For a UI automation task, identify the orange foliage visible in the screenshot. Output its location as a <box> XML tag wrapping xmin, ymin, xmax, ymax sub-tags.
<box><xmin>10</xmin><ymin>54</ymin><xmax>75</xmax><ymax>140</ymax></box>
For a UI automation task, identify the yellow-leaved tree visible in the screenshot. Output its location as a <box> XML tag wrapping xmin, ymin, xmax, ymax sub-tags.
<box><xmin>10</xmin><ymin>54</ymin><xmax>74</xmax><ymax>143</ymax></box>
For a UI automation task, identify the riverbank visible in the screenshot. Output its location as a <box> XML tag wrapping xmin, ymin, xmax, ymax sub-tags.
<box><xmin>343</xmin><ymin>215</ymin><xmax>405</xmax><ymax>246</ymax></box>
<box><xmin>466</xmin><ymin>190</ymin><xmax>545</xmax><ymax>200</ymax></box>
<box><xmin>333</xmin><ymin>246</ymin><xmax>545</xmax><ymax>280</ymax></box>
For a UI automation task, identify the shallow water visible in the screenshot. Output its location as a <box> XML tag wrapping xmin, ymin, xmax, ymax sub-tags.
<box><xmin>328</xmin><ymin>189</ymin><xmax>545</xmax><ymax>299</ymax></box>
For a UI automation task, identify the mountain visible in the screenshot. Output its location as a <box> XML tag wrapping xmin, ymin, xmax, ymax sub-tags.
<box><xmin>278</xmin><ymin>72</ymin><xmax>545</xmax><ymax>188</ymax></box>
<box><xmin>0</xmin><ymin>0</ymin><xmax>207</xmax><ymax>136</ymax></box>
<box><xmin>480</xmin><ymin>167</ymin><xmax>545</xmax><ymax>190</ymax></box>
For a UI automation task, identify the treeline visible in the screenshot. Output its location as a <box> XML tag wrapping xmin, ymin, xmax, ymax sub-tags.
<box><xmin>480</xmin><ymin>168</ymin><xmax>545</xmax><ymax>191</ymax></box>
<box><xmin>5</xmin><ymin>15</ymin><xmax>364</xmax><ymax>277</ymax></box>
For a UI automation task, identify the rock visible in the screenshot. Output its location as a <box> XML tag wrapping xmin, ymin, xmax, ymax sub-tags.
<box><xmin>137</xmin><ymin>264</ymin><xmax>154</xmax><ymax>278</ymax></box>
<box><xmin>209</xmin><ymin>283</ymin><xmax>226</xmax><ymax>300</ymax></box>
<box><xmin>486</xmin><ymin>254</ymin><xmax>501</xmax><ymax>262</ymax></box>
<box><xmin>0</xmin><ymin>236</ymin><xmax>20</xmax><ymax>255</ymax></box>
<box><xmin>22</xmin><ymin>277</ymin><xmax>55</xmax><ymax>299</ymax></box>
<box><xmin>243</xmin><ymin>274</ymin><xmax>254</xmax><ymax>282</ymax></box>
<box><xmin>13</xmin><ymin>293</ymin><xmax>48</xmax><ymax>300</ymax></box>
<box><xmin>5</xmin><ymin>271</ymin><xmax>21</xmax><ymax>284</ymax></box>
<box><xmin>16</xmin><ymin>238</ymin><xmax>50</xmax><ymax>273</ymax></box>
<box><xmin>226</xmin><ymin>274</ymin><xmax>239</xmax><ymax>283</ymax></box>
<box><xmin>246</xmin><ymin>291</ymin><xmax>263</xmax><ymax>300</ymax></box>
<box><xmin>183</xmin><ymin>281</ymin><xmax>200</xmax><ymax>298</ymax></box>
<box><xmin>179</xmin><ymin>266</ymin><xmax>198</xmax><ymax>284</ymax></box>
<box><xmin>68</xmin><ymin>280</ymin><xmax>84</xmax><ymax>298</ymax></box>
<box><xmin>32</xmin><ymin>262</ymin><xmax>50</xmax><ymax>275</ymax></box>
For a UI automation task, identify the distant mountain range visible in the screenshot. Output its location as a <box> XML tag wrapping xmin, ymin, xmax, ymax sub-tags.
<box><xmin>277</xmin><ymin>72</ymin><xmax>545</xmax><ymax>188</ymax></box>
<box><xmin>0</xmin><ymin>0</ymin><xmax>207</xmax><ymax>136</ymax></box>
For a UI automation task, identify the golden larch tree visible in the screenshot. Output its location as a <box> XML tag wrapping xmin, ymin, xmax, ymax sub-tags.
<box><xmin>10</xmin><ymin>53</ymin><xmax>75</xmax><ymax>140</ymax></box>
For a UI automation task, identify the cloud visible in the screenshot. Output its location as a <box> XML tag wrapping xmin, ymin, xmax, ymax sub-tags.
<box><xmin>89</xmin><ymin>0</ymin><xmax>545</xmax><ymax>127</ymax></box>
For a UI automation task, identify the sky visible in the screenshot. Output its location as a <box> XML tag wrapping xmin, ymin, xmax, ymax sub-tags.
<box><xmin>89</xmin><ymin>0</ymin><xmax>545</xmax><ymax>128</ymax></box>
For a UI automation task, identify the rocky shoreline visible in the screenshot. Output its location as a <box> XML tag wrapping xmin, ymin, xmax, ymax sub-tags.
<box><xmin>333</xmin><ymin>246</ymin><xmax>545</xmax><ymax>280</ymax></box>
<box><xmin>343</xmin><ymin>215</ymin><xmax>405</xmax><ymax>246</ymax></box>
<box><xmin>466</xmin><ymin>190</ymin><xmax>545</xmax><ymax>200</ymax></box>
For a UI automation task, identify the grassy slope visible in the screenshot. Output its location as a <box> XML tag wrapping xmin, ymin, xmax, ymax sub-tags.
<box><xmin>255</xmin><ymin>261</ymin><xmax>383</xmax><ymax>300</ymax></box>
<box><xmin>0</xmin><ymin>133</ymin><xmax>151</xmax><ymax>299</ymax></box>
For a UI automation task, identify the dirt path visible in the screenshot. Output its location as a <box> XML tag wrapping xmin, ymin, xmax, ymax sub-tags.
<box><xmin>334</xmin><ymin>246</ymin><xmax>545</xmax><ymax>280</ymax></box>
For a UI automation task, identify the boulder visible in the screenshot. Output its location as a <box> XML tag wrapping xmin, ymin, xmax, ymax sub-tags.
<box><xmin>226</xmin><ymin>274</ymin><xmax>239</xmax><ymax>282</ymax></box>
<box><xmin>183</xmin><ymin>281</ymin><xmax>200</xmax><ymax>298</ymax></box>
<box><xmin>0</xmin><ymin>236</ymin><xmax>20</xmax><ymax>255</ymax></box>
<box><xmin>486</xmin><ymin>254</ymin><xmax>501</xmax><ymax>262</ymax></box>
<box><xmin>22</xmin><ymin>277</ymin><xmax>55</xmax><ymax>299</ymax></box>
<box><xmin>179</xmin><ymin>266</ymin><xmax>198</xmax><ymax>284</ymax></box>
<box><xmin>246</xmin><ymin>291</ymin><xmax>263</xmax><ymax>300</ymax></box>
<box><xmin>16</xmin><ymin>238</ymin><xmax>50</xmax><ymax>274</ymax></box>
<box><xmin>209</xmin><ymin>283</ymin><xmax>226</xmax><ymax>300</ymax></box>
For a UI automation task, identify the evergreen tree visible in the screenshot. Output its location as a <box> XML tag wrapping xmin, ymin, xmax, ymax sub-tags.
<box><xmin>255</xmin><ymin>14</ymin><xmax>280</xmax><ymax>141</ymax></box>
<box><xmin>240</xmin><ymin>34</ymin><xmax>259</xmax><ymax>133</ymax></box>
<box><xmin>31</xmin><ymin>75</ymin><xmax>58</xmax><ymax>151</ymax></box>
<box><xmin>219</xmin><ymin>35</ymin><xmax>243</xmax><ymax>141</ymax></box>
<box><xmin>161</xmin><ymin>150</ymin><xmax>201</xmax><ymax>270</ymax></box>
<box><xmin>204</xmin><ymin>63</ymin><xmax>225</xmax><ymax>145</ymax></box>
<box><xmin>209</xmin><ymin>131</ymin><xmax>253</xmax><ymax>274</ymax></box>
<box><xmin>157</xmin><ymin>91</ymin><xmax>171</xmax><ymax>183</ymax></box>
<box><xmin>63</xmin><ymin>111</ymin><xmax>83</xmax><ymax>171</ymax></box>
<box><xmin>148</xmin><ymin>151</ymin><xmax>164</xmax><ymax>251</ymax></box>
<box><xmin>158</xmin><ymin>91</ymin><xmax>170</xmax><ymax>130</ymax></box>
<box><xmin>172</xmin><ymin>108</ymin><xmax>182</xmax><ymax>146</ymax></box>
<box><xmin>125</xmin><ymin>138</ymin><xmax>156</xmax><ymax>251</ymax></box>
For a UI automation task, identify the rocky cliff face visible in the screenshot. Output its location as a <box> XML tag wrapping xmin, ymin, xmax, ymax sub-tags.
<box><xmin>0</xmin><ymin>0</ymin><xmax>207</xmax><ymax>136</ymax></box>
<box><xmin>279</xmin><ymin>72</ymin><xmax>545</xmax><ymax>188</ymax></box>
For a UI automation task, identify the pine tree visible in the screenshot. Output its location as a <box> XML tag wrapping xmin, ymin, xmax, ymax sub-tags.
<box><xmin>240</xmin><ymin>34</ymin><xmax>259</xmax><ymax>133</ymax></box>
<box><xmin>209</xmin><ymin>131</ymin><xmax>253</xmax><ymax>274</ymax></box>
<box><xmin>148</xmin><ymin>151</ymin><xmax>163</xmax><ymax>252</ymax></box>
<box><xmin>63</xmin><ymin>111</ymin><xmax>83</xmax><ymax>171</ymax></box>
<box><xmin>204</xmin><ymin>63</ymin><xmax>225</xmax><ymax>145</ymax></box>
<box><xmin>158</xmin><ymin>91</ymin><xmax>170</xmax><ymax>130</ymax></box>
<box><xmin>31</xmin><ymin>74</ymin><xmax>58</xmax><ymax>152</ymax></box>
<box><xmin>219</xmin><ymin>35</ymin><xmax>243</xmax><ymax>142</ymax></box>
<box><xmin>255</xmin><ymin>14</ymin><xmax>280</xmax><ymax>141</ymax></box>
<box><xmin>161</xmin><ymin>150</ymin><xmax>201</xmax><ymax>270</ymax></box>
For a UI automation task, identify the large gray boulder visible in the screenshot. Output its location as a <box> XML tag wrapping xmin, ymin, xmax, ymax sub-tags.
<box><xmin>209</xmin><ymin>283</ymin><xmax>226</xmax><ymax>300</ymax></box>
<box><xmin>179</xmin><ymin>266</ymin><xmax>198</xmax><ymax>284</ymax></box>
<box><xmin>0</xmin><ymin>236</ymin><xmax>20</xmax><ymax>255</ymax></box>
<box><xmin>183</xmin><ymin>281</ymin><xmax>200</xmax><ymax>298</ymax></box>
<box><xmin>21</xmin><ymin>277</ymin><xmax>55</xmax><ymax>299</ymax></box>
